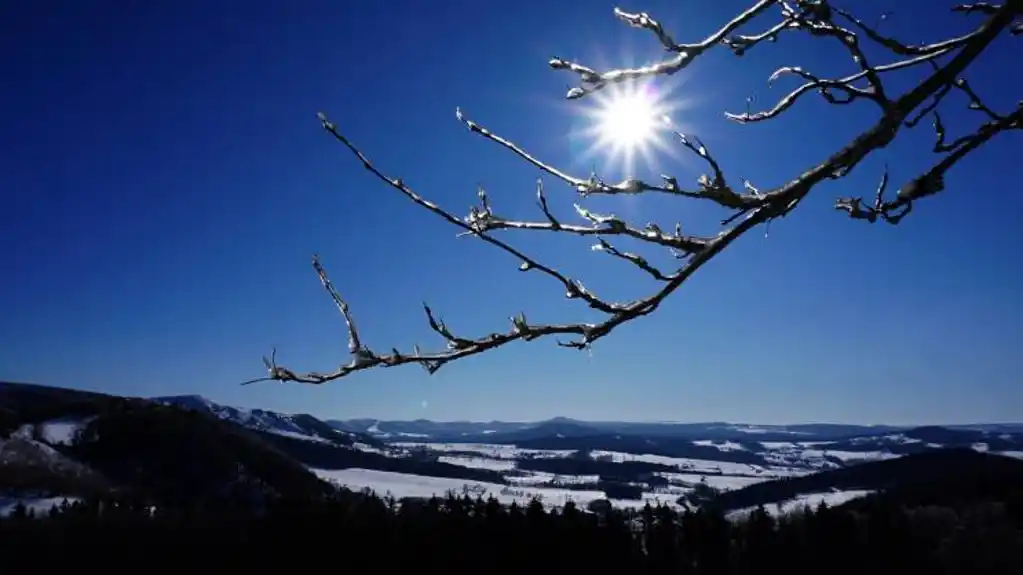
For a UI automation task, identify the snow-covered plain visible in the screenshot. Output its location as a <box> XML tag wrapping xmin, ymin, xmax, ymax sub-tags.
<box><xmin>313</xmin><ymin>468</ymin><xmax>670</xmax><ymax>510</ymax></box>
<box><xmin>318</xmin><ymin>441</ymin><xmax>825</xmax><ymax>511</ymax></box>
<box><xmin>590</xmin><ymin>449</ymin><xmax>806</xmax><ymax>477</ymax></box>
<box><xmin>357</xmin><ymin>438</ymin><xmax>1023</xmax><ymax>514</ymax></box>
<box><xmin>401</xmin><ymin>442</ymin><xmax>810</xmax><ymax>477</ymax></box>
<box><xmin>391</xmin><ymin>442</ymin><xmax>815</xmax><ymax>498</ymax></box>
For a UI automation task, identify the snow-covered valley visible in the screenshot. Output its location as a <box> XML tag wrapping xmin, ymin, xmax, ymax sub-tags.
<box><xmin>4</xmin><ymin>386</ymin><xmax>1023</xmax><ymax>519</ymax></box>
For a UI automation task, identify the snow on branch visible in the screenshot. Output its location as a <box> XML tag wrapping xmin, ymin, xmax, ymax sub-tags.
<box><xmin>245</xmin><ymin>0</ymin><xmax>1022</xmax><ymax>386</ymax></box>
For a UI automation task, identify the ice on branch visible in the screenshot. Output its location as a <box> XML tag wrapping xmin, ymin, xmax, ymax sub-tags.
<box><xmin>246</xmin><ymin>0</ymin><xmax>1022</xmax><ymax>386</ymax></box>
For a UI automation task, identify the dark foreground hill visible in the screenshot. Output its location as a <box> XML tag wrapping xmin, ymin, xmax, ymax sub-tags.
<box><xmin>1</xmin><ymin>382</ymin><xmax>332</xmax><ymax>507</ymax></box>
<box><xmin>0</xmin><ymin>382</ymin><xmax>505</xmax><ymax>507</ymax></box>
<box><xmin>155</xmin><ymin>393</ymin><xmax>506</xmax><ymax>483</ymax></box>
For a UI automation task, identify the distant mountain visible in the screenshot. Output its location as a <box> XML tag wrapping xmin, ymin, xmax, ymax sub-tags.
<box><xmin>801</xmin><ymin>426</ymin><xmax>1023</xmax><ymax>456</ymax></box>
<box><xmin>359</xmin><ymin>415</ymin><xmax>1023</xmax><ymax>475</ymax></box>
<box><xmin>479</xmin><ymin>421</ymin><xmax>607</xmax><ymax>443</ymax></box>
<box><xmin>330</xmin><ymin>418</ymin><xmax>913</xmax><ymax>442</ymax></box>
<box><xmin>946</xmin><ymin>423</ymin><xmax>1023</xmax><ymax>433</ymax></box>
<box><xmin>326</xmin><ymin>418</ymin><xmax>535</xmax><ymax>440</ymax></box>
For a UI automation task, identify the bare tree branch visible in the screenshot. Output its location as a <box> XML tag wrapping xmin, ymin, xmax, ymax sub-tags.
<box><xmin>247</xmin><ymin>0</ymin><xmax>1021</xmax><ymax>386</ymax></box>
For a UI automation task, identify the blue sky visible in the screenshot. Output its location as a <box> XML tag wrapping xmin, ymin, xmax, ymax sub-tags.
<box><xmin>2</xmin><ymin>0</ymin><xmax>1020</xmax><ymax>425</ymax></box>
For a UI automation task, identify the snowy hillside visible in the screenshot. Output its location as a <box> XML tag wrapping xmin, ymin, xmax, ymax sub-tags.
<box><xmin>154</xmin><ymin>395</ymin><xmax>384</xmax><ymax>451</ymax></box>
<box><xmin>0</xmin><ymin>418</ymin><xmax>103</xmax><ymax>485</ymax></box>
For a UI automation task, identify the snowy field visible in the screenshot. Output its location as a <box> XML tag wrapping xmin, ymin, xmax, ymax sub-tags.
<box><xmin>313</xmin><ymin>468</ymin><xmax>671</xmax><ymax>510</ymax></box>
<box><xmin>727</xmin><ymin>490</ymin><xmax>874</xmax><ymax>520</ymax></box>
<box><xmin>392</xmin><ymin>442</ymin><xmax>821</xmax><ymax>501</ymax></box>
<box><xmin>437</xmin><ymin>455</ymin><xmax>517</xmax><ymax>471</ymax></box>
<box><xmin>398</xmin><ymin>442</ymin><xmax>812</xmax><ymax>477</ymax></box>
<box><xmin>312</xmin><ymin>467</ymin><xmax>876</xmax><ymax>516</ymax></box>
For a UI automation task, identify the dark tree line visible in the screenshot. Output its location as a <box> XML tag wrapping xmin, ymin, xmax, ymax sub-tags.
<box><xmin>2</xmin><ymin>485</ymin><xmax>1021</xmax><ymax>574</ymax></box>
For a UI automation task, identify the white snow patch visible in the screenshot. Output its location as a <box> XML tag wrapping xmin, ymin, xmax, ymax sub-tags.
<box><xmin>760</xmin><ymin>441</ymin><xmax>797</xmax><ymax>450</ymax></box>
<box><xmin>0</xmin><ymin>496</ymin><xmax>81</xmax><ymax>518</ymax></box>
<box><xmin>692</xmin><ymin>440</ymin><xmax>746</xmax><ymax>451</ymax></box>
<box><xmin>800</xmin><ymin>449</ymin><xmax>901</xmax><ymax>462</ymax></box>
<box><xmin>38</xmin><ymin>419</ymin><xmax>89</xmax><ymax>446</ymax></box>
<box><xmin>724</xmin><ymin>425</ymin><xmax>812</xmax><ymax>436</ymax></box>
<box><xmin>438</xmin><ymin>455</ymin><xmax>517</xmax><ymax>471</ymax></box>
<box><xmin>265</xmin><ymin>428</ymin><xmax>333</xmax><ymax>444</ymax></box>
<box><xmin>590</xmin><ymin>450</ymin><xmax>807</xmax><ymax>478</ymax></box>
<box><xmin>353</xmin><ymin>442</ymin><xmax>394</xmax><ymax>456</ymax></box>
<box><xmin>846</xmin><ymin>434</ymin><xmax>920</xmax><ymax>446</ymax></box>
<box><xmin>506</xmin><ymin>472</ymin><xmax>600</xmax><ymax>486</ymax></box>
<box><xmin>727</xmin><ymin>490</ymin><xmax>874</xmax><ymax>520</ymax></box>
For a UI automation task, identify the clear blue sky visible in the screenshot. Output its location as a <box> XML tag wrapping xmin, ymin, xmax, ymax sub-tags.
<box><xmin>2</xmin><ymin>0</ymin><xmax>1021</xmax><ymax>425</ymax></box>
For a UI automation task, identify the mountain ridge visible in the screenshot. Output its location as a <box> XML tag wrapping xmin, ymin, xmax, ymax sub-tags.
<box><xmin>326</xmin><ymin>415</ymin><xmax>1023</xmax><ymax>443</ymax></box>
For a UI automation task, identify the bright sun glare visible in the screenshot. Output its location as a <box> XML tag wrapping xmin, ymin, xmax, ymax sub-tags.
<box><xmin>597</xmin><ymin>89</ymin><xmax>659</xmax><ymax>149</ymax></box>
<box><xmin>576</xmin><ymin>80</ymin><xmax>685</xmax><ymax>178</ymax></box>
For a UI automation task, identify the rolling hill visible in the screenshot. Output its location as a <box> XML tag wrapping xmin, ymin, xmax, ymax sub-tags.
<box><xmin>4</xmin><ymin>381</ymin><xmax>1023</xmax><ymax>518</ymax></box>
<box><xmin>0</xmin><ymin>382</ymin><xmax>332</xmax><ymax>507</ymax></box>
<box><xmin>0</xmin><ymin>382</ymin><xmax>508</xmax><ymax>512</ymax></box>
<box><xmin>714</xmin><ymin>448</ymin><xmax>1023</xmax><ymax>514</ymax></box>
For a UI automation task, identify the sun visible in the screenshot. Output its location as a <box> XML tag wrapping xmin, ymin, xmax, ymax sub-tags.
<box><xmin>596</xmin><ymin>87</ymin><xmax>660</xmax><ymax>150</ymax></box>
<box><xmin>573</xmin><ymin>80</ymin><xmax>684</xmax><ymax>178</ymax></box>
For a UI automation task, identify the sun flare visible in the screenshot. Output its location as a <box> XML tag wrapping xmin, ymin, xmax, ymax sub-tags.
<box><xmin>596</xmin><ymin>88</ymin><xmax>661</xmax><ymax>150</ymax></box>
<box><xmin>573</xmin><ymin>80</ymin><xmax>687</xmax><ymax>178</ymax></box>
